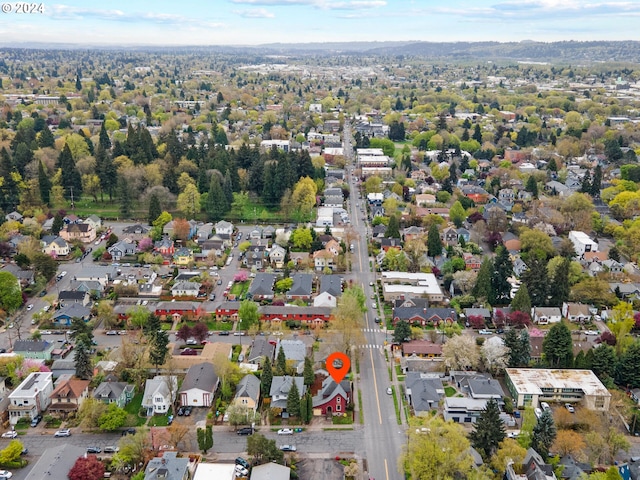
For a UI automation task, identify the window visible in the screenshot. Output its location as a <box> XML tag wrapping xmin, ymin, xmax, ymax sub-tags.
<box><xmin>336</xmin><ymin>397</ymin><xmax>341</xmax><ymax>403</ymax></box>
<box><xmin>336</xmin><ymin>404</ymin><xmax>341</xmax><ymax>412</ymax></box>
<box><xmin>595</xmin><ymin>397</ymin><xmax>605</xmax><ymax>409</ymax></box>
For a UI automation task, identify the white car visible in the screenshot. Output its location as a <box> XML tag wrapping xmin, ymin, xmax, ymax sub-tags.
<box><xmin>1</xmin><ymin>431</ymin><xmax>17</xmax><ymax>439</ymax></box>
<box><xmin>584</xmin><ymin>330</ymin><xmax>599</xmax><ymax>336</ymax></box>
<box><xmin>186</xmin><ymin>339</ymin><xmax>197</xmax><ymax>345</ymax></box>
<box><xmin>59</xmin><ymin>271</ymin><xmax>67</xmax><ymax>277</ymax></box>
<box><xmin>0</xmin><ymin>470</ymin><xmax>13</xmax><ymax>479</ymax></box>
<box><xmin>565</xmin><ymin>403</ymin><xmax>575</xmax><ymax>413</ymax></box>
<box><xmin>478</xmin><ymin>329</ymin><xmax>493</xmax><ymax>335</ymax></box>
<box><xmin>42</xmin><ymin>305</ymin><xmax>50</xmax><ymax>312</ymax></box>
<box><xmin>277</xmin><ymin>428</ymin><xmax>293</xmax><ymax>435</ymax></box>
<box><xmin>26</xmin><ymin>304</ymin><xmax>33</xmax><ymax>311</ymax></box>
<box><xmin>234</xmin><ymin>466</ymin><xmax>249</xmax><ymax>477</ymax></box>
<box><xmin>54</xmin><ymin>429</ymin><xmax>71</xmax><ymax>437</ymax></box>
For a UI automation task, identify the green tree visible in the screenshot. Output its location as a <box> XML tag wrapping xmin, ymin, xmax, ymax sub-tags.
<box><xmin>247</xmin><ymin>433</ymin><xmax>284</xmax><ymax>465</ymax></box>
<box><xmin>543</xmin><ymin>322</ymin><xmax>573</xmax><ymax>368</ymax></box>
<box><xmin>74</xmin><ymin>342</ymin><xmax>92</xmax><ymax>380</ymax></box>
<box><xmin>286</xmin><ymin>380</ymin><xmax>301</xmax><ymax>417</ymax></box>
<box><xmin>51</xmin><ymin>212</ymin><xmax>64</xmax><ymax>235</ymax></box>
<box><xmin>32</xmin><ymin>253</ymin><xmax>58</xmax><ymax>280</ymax></box>
<box><xmin>38</xmin><ymin>124</ymin><xmax>55</xmax><ymax>148</ymax></box>
<box><xmin>303</xmin><ymin>356</ymin><xmax>314</xmax><ymax>386</ymax></box>
<box><xmin>148</xmin><ymin>329</ymin><xmax>169</xmax><ymax>373</ymax></box>
<box><xmin>532</xmin><ymin>409</ymin><xmax>557</xmax><ymax>459</ymax></box>
<box><xmin>261</xmin><ymin>358</ymin><xmax>273</xmax><ymax>395</ymax></box>
<box><xmin>393</xmin><ymin>320</ymin><xmax>411</xmax><ymax>343</ymax></box>
<box><xmin>0</xmin><ymin>271</ymin><xmax>22</xmax><ymax>312</ymax></box>
<box><xmin>38</xmin><ymin>161</ymin><xmax>51</xmax><ymax>205</ymax></box>
<box><xmin>491</xmin><ymin>246</ymin><xmax>513</xmax><ymax>304</ymax></box>
<box><xmin>473</xmin><ymin>257</ymin><xmax>494</xmax><ymax>302</ymax></box>
<box><xmin>119</xmin><ymin>177</ymin><xmax>131</xmax><ymax>218</ymax></box>
<box><xmin>522</xmin><ymin>256</ymin><xmax>549</xmax><ymax>307</ymax></box>
<box><xmin>511</xmin><ymin>283</ymin><xmax>531</xmax><ymax>314</ymax></box>
<box><xmin>177</xmin><ymin>183</ymin><xmax>201</xmax><ymax>219</ymax></box>
<box><xmin>276</xmin><ymin>346</ymin><xmax>287</xmax><ymax>376</ymax></box>
<box><xmin>290</xmin><ymin>227</ymin><xmax>313</xmax><ymax>250</ymax></box>
<box><xmin>301</xmin><ymin>392</ymin><xmax>313</xmax><ymax>424</ymax></box>
<box><xmin>58</xmin><ymin>143</ymin><xmax>82</xmax><ymax>200</ymax></box>
<box><xmin>148</xmin><ymin>193</ymin><xmax>161</xmax><ymax>226</ymax></box>
<box><xmin>548</xmin><ymin>257</ymin><xmax>570</xmax><ymax>306</ymax></box>
<box><xmin>98</xmin><ymin>403</ymin><xmax>127</xmax><ymax>431</ymax></box>
<box><xmin>615</xmin><ymin>341</ymin><xmax>640</xmax><ymax>388</ymax></box>
<box><xmin>591</xmin><ymin>343</ymin><xmax>616</xmax><ymax>382</ymax></box>
<box><xmin>238</xmin><ymin>300</ymin><xmax>259</xmax><ymax>331</ymax></box>
<box><xmin>206</xmin><ymin>174</ymin><xmax>228</xmax><ymax>221</ymax></box>
<box><xmin>469</xmin><ymin>398</ymin><xmax>506</xmax><ymax>460</ymax></box>
<box><xmin>427</xmin><ymin>223</ymin><xmax>442</xmax><ymax>258</ymax></box>
<box><xmin>386</xmin><ymin>214</ymin><xmax>400</xmax><ymax>239</ymax></box>
<box><xmin>0</xmin><ymin>439</ymin><xmax>23</xmax><ymax>464</ymax></box>
<box><xmin>196</xmin><ymin>425</ymin><xmax>213</xmax><ymax>453</ymax></box>
<box><xmin>449</xmin><ymin>201</ymin><xmax>466</xmax><ymax>228</ymax></box>
<box><xmin>525</xmin><ymin>176</ymin><xmax>539</xmax><ymax>198</ymax></box>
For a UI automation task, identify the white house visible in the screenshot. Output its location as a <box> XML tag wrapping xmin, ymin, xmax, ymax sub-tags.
<box><xmin>532</xmin><ymin>307</ymin><xmax>562</xmax><ymax>325</ymax></box>
<box><xmin>568</xmin><ymin>231</ymin><xmax>598</xmax><ymax>256</ymax></box>
<box><xmin>214</xmin><ymin>220</ymin><xmax>234</xmax><ymax>237</ymax></box>
<box><xmin>142</xmin><ymin>375</ymin><xmax>177</xmax><ymax>416</ymax></box>
<box><xmin>179</xmin><ymin>363</ymin><xmax>219</xmax><ymax>408</ymax></box>
<box><xmin>171</xmin><ymin>281</ymin><xmax>201</xmax><ymax>297</ymax></box>
<box><xmin>107</xmin><ymin>240</ymin><xmax>136</xmax><ymax>261</ymax></box>
<box><xmin>41</xmin><ymin>236</ymin><xmax>70</xmax><ymax>257</ymax></box>
<box><xmin>8</xmin><ymin>372</ymin><xmax>53</xmax><ymax>425</ymax></box>
<box><xmin>83</xmin><ymin>215</ymin><xmax>102</xmax><ymax>231</ymax></box>
<box><xmin>268</xmin><ymin>245</ymin><xmax>287</xmax><ymax>268</ymax></box>
<box><xmin>316</xmin><ymin>207</ymin><xmax>334</xmax><ymax>227</ymax></box>
<box><xmin>313</xmin><ymin>291</ymin><xmax>337</xmax><ymax>308</ymax></box>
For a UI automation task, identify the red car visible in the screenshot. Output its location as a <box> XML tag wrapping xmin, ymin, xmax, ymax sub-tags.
<box><xmin>180</xmin><ymin>348</ymin><xmax>197</xmax><ymax>356</ymax></box>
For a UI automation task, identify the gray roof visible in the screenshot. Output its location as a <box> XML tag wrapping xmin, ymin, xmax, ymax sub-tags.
<box><xmin>248</xmin><ymin>273</ymin><xmax>276</xmax><ymax>296</ymax></box>
<box><xmin>276</xmin><ymin>339</ymin><xmax>307</xmax><ymax>362</ymax></box>
<box><xmin>144</xmin><ymin>452</ymin><xmax>189</xmax><ymax>480</ymax></box>
<box><xmin>248</xmin><ymin>337</ymin><xmax>275</xmax><ymax>364</ymax></box>
<box><xmin>319</xmin><ymin>274</ymin><xmax>343</xmax><ymax>297</ymax></box>
<box><xmin>249</xmin><ymin>463</ymin><xmax>291</xmax><ymax>480</ymax></box>
<box><xmin>269</xmin><ymin>376</ymin><xmax>306</xmax><ymax>408</ymax></box>
<box><xmin>405</xmin><ymin>372</ymin><xmax>444</xmax><ymax>414</ymax></box>
<box><xmin>180</xmin><ymin>363</ymin><xmax>219</xmax><ymax>393</ymax></box>
<box><xmin>53</xmin><ymin>303</ymin><xmax>91</xmax><ymax>320</ymax></box>
<box><xmin>171</xmin><ymin>281</ymin><xmax>201</xmax><ymax>291</ymax></box>
<box><xmin>24</xmin><ymin>443</ymin><xmax>87</xmax><ymax>480</ymax></box>
<box><xmin>467</xmin><ymin>378</ymin><xmax>505</xmax><ymax>399</ymax></box>
<box><xmin>287</xmin><ymin>273</ymin><xmax>313</xmax><ymax>296</ymax></box>
<box><xmin>93</xmin><ymin>381</ymin><xmax>132</xmax><ymax>401</ymax></box>
<box><xmin>14</xmin><ymin>340</ymin><xmax>52</xmax><ymax>353</ymax></box>
<box><xmin>234</xmin><ymin>374</ymin><xmax>260</xmax><ymax>404</ymax></box>
<box><xmin>312</xmin><ymin>377</ymin><xmax>351</xmax><ymax>408</ymax></box>
<box><xmin>142</xmin><ymin>375</ymin><xmax>177</xmax><ymax>408</ymax></box>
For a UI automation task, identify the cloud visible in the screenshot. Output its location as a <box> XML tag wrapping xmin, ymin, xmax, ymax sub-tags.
<box><xmin>230</xmin><ymin>0</ymin><xmax>386</xmax><ymax>10</ymax></box>
<box><xmin>233</xmin><ymin>8</ymin><xmax>276</xmax><ymax>17</ymax></box>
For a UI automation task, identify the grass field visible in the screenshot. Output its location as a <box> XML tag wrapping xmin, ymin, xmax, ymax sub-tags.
<box><xmin>444</xmin><ymin>386</ymin><xmax>457</xmax><ymax>397</ymax></box>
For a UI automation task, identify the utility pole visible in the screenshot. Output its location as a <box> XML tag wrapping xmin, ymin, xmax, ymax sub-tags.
<box><xmin>70</xmin><ymin>186</ymin><xmax>75</xmax><ymax>209</ymax></box>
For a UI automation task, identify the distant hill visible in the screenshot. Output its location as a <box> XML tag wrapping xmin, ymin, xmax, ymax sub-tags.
<box><xmin>2</xmin><ymin>40</ymin><xmax>640</xmax><ymax>63</ymax></box>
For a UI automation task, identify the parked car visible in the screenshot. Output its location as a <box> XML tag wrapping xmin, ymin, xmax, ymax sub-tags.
<box><xmin>565</xmin><ymin>403</ymin><xmax>575</xmax><ymax>413</ymax></box>
<box><xmin>540</xmin><ymin>402</ymin><xmax>551</xmax><ymax>412</ymax></box>
<box><xmin>478</xmin><ymin>329</ymin><xmax>493</xmax><ymax>335</ymax></box>
<box><xmin>0</xmin><ymin>470</ymin><xmax>13</xmax><ymax>479</ymax></box>
<box><xmin>1</xmin><ymin>431</ymin><xmax>17</xmax><ymax>439</ymax></box>
<box><xmin>386</xmin><ymin>387</ymin><xmax>393</xmax><ymax>395</ymax></box>
<box><xmin>103</xmin><ymin>446</ymin><xmax>119</xmax><ymax>453</ymax></box>
<box><xmin>235</xmin><ymin>458</ymin><xmax>250</xmax><ymax>470</ymax></box>
<box><xmin>106</xmin><ymin>330</ymin><xmax>118</xmax><ymax>335</ymax></box>
<box><xmin>54</xmin><ymin>429</ymin><xmax>71</xmax><ymax>437</ymax></box>
<box><xmin>277</xmin><ymin>428</ymin><xmax>293</xmax><ymax>435</ymax></box>
<box><xmin>86</xmin><ymin>447</ymin><xmax>101</xmax><ymax>454</ymax></box>
<box><xmin>183</xmin><ymin>406</ymin><xmax>193</xmax><ymax>416</ymax></box>
<box><xmin>374</xmin><ymin>317</ymin><xmax>381</xmax><ymax>323</ymax></box>
<box><xmin>186</xmin><ymin>339</ymin><xmax>197</xmax><ymax>345</ymax></box>
<box><xmin>26</xmin><ymin>304</ymin><xmax>33</xmax><ymax>311</ymax></box>
<box><xmin>177</xmin><ymin>406</ymin><xmax>185</xmax><ymax>416</ymax></box>
<box><xmin>236</xmin><ymin>428</ymin><xmax>253</xmax><ymax>436</ymax></box>
<box><xmin>234</xmin><ymin>466</ymin><xmax>249</xmax><ymax>477</ymax></box>
<box><xmin>279</xmin><ymin>445</ymin><xmax>296</xmax><ymax>452</ymax></box>
<box><xmin>219</xmin><ymin>331</ymin><xmax>230</xmax><ymax>336</ymax></box>
<box><xmin>30</xmin><ymin>415</ymin><xmax>42</xmax><ymax>427</ymax></box>
<box><xmin>181</xmin><ymin>348</ymin><xmax>197</xmax><ymax>356</ymax></box>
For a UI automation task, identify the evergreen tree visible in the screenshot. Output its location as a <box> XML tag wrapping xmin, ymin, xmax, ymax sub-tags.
<box><xmin>549</xmin><ymin>257</ymin><xmax>570</xmax><ymax>307</ymax></box>
<box><xmin>591</xmin><ymin>165</ymin><xmax>602</xmax><ymax>197</ymax></box>
<box><xmin>205</xmin><ymin>174</ymin><xmax>228</xmax><ymax>221</ymax></box>
<box><xmin>276</xmin><ymin>346</ymin><xmax>287</xmax><ymax>376</ymax></box>
<box><xmin>511</xmin><ymin>283</ymin><xmax>531</xmax><ymax>314</ymax></box>
<box><xmin>148</xmin><ymin>329</ymin><xmax>169</xmax><ymax>374</ymax></box>
<box><xmin>532</xmin><ymin>410</ymin><xmax>557</xmax><ymax>459</ymax></box>
<box><xmin>38</xmin><ymin>161</ymin><xmax>51</xmax><ymax>206</ymax></box>
<box><xmin>303</xmin><ymin>356</ymin><xmax>314</xmax><ymax>386</ymax></box>
<box><xmin>38</xmin><ymin>124</ymin><xmax>55</xmax><ymax>148</ymax></box>
<box><xmin>580</xmin><ymin>169</ymin><xmax>592</xmax><ymax>194</ymax></box>
<box><xmin>386</xmin><ymin>215</ymin><xmax>400</xmax><ymax>239</ymax></box>
<box><xmin>573</xmin><ymin>350</ymin><xmax>587</xmax><ymax>369</ymax></box>
<box><xmin>491</xmin><ymin>246</ymin><xmax>513</xmax><ymax>304</ymax></box>
<box><xmin>542</xmin><ymin>322</ymin><xmax>573</xmax><ymax>368</ymax></box>
<box><xmin>0</xmin><ymin>147</ymin><xmax>20</xmax><ymax>213</ymax></box>
<box><xmin>472</xmin><ymin>124</ymin><xmax>483</xmax><ymax>143</ymax></box>
<box><xmin>615</xmin><ymin>341</ymin><xmax>640</xmax><ymax>388</ymax></box>
<box><xmin>52</xmin><ymin>212</ymin><xmax>64</xmax><ymax>235</ymax></box>
<box><xmin>148</xmin><ymin>193</ymin><xmax>162</xmax><ymax>226</ymax></box>
<box><xmin>58</xmin><ymin>144</ymin><xmax>82</xmax><ymax>200</ymax></box>
<box><xmin>305</xmin><ymin>392</ymin><xmax>313</xmax><ymax>424</ymax></box>
<box><xmin>473</xmin><ymin>257</ymin><xmax>494</xmax><ymax>302</ymax></box>
<box><xmin>300</xmin><ymin>392</ymin><xmax>308</xmax><ymax>424</ymax></box>
<box><xmin>286</xmin><ymin>380</ymin><xmax>301</xmax><ymax>417</ymax></box>
<box><xmin>261</xmin><ymin>358</ymin><xmax>273</xmax><ymax>395</ymax></box>
<box><xmin>522</xmin><ymin>256</ymin><xmax>549</xmax><ymax>307</ymax></box>
<box><xmin>74</xmin><ymin>342</ymin><xmax>92</xmax><ymax>380</ymax></box>
<box><xmin>469</xmin><ymin>398</ymin><xmax>505</xmax><ymax>460</ymax></box>
<box><xmin>223</xmin><ymin>169</ymin><xmax>234</xmax><ymax>206</ymax></box>
<box><xmin>504</xmin><ymin>329</ymin><xmax>521</xmax><ymax>367</ymax></box>
<box><xmin>75</xmin><ymin>75</ymin><xmax>82</xmax><ymax>91</ymax></box>
<box><xmin>99</xmin><ymin>121</ymin><xmax>111</xmax><ymax>150</ymax></box>
<box><xmin>393</xmin><ymin>320</ymin><xmax>411</xmax><ymax>343</ymax></box>
<box><xmin>525</xmin><ymin>176</ymin><xmax>539</xmax><ymax>198</ymax></box>
<box><xmin>197</xmin><ymin>425</ymin><xmax>214</xmax><ymax>453</ymax></box>
<box><xmin>95</xmin><ymin>144</ymin><xmax>117</xmax><ymax>200</ymax></box>
<box><xmin>427</xmin><ymin>223</ymin><xmax>442</xmax><ymax>258</ymax></box>
<box><xmin>119</xmin><ymin>177</ymin><xmax>131</xmax><ymax>219</ymax></box>
<box><xmin>519</xmin><ymin>330</ymin><xmax>531</xmax><ymax>366</ymax></box>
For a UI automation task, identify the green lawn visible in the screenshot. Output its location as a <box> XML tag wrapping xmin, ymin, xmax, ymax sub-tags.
<box><xmin>230</xmin><ymin>281</ymin><xmax>249</xmax><ymax>297</ymax></box>
<box><xmin>125</xmin><ymin>393</ymin><xmax>143</xmax><ymax>415</ymax></box>
<box><xmin>332</xmin><ymin>413</ymin><xmax>354</xmax><ymax>425</ymax></box>
<box><xmin>148</xmin><ymin>410</ymin><xmax>172</xmax><ymax>427</ymax></box>
<box><xmin>208</xmin><ymin>321</ymin><xmax>233</xmax><ymax>331</ymax></box>
<box><xmin>444</xmin><ymin>386</ymin><xmax>457</xmax><ymax>397</ymax></box>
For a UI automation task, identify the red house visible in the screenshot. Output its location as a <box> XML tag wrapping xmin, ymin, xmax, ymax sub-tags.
<box><xmin>155</xmin><ymin>301</ymin><xmax>198</xmax><ymax>320</ymax></box>
<box><xmin>154</xmin><ymin>237</ymin><xmax>175</xmax><ymax>256</ymax></box>
<box><xmin>312</xmin><ymin>377</ymin><xmax>352</xmax><ymax>416</ymax></box>
<box><xmin>258</xmin><ymin>306</ymin><xmax>332</xmax><ymax>325</ymax></box>
<box><xmin>216</xmin><ymin>301</ymin><xmax>241</xmax><ymax>321</ymax></box>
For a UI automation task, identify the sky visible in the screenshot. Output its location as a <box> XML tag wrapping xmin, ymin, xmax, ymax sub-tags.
<box><xmin>0</xmin><ymin>0</ymin><xmax>639</xmax><ymax>46</ymax></box>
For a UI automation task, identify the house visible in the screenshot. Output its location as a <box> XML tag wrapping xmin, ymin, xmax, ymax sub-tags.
<box><xmin>52</xmin><ymin>303</ymin><xmax>91</xmax><ymax>326</ymax></box>
<box><xmin>286</xmin><ymin>273</ymin><xmax>313</xmax><ymax>300</ymax></box>
<box><xmin>562</xmin><ymin>302</ymin><xmax>591</xmax><ymax>323</ymax></box>
<box><xmin>405</xmin><ymin>372</ymin><xmax>444</xmax><ymax>415</ymax></box>
<box><xmin>275</xmin><ymin>340</ymin><xmax>307</xmax><ymax>374</ymax></box>
<box><xmin>83</xmin><ymin>215</ymin><xmax>102</xmax><ymax>231</ymax></box>
<box><xmin>214</xmin><ymin>220</ymin><xmax>234</xmax><ymax>237</ymax></box>
<box><xmin>8</xmin><ymin>372</ymin><xmax>54</xmax><ymax>425</ymax></box>
<box><xmin>2</xmin><ymin>263</ymin><xmax>35</xmax><ymax>287</ymax></box>
<box><xmin>179</xmin><ymin>363</ymin><xmax>219</xmax><ymax>408</ymax></box>
<box><xmin>248</xmin><ymin>337</ymin><xmax>276</xmax><ymax>366</ymax></box>
<box><xmin>13</xmin><ymin>340</ymin><xmax>55</xmax><ymax>361</ymax></box>
<box><xmin>259</xmin><ymin>306</ymin><xmax>332</xmax><ymax>326</ymax></box>
<box><xmin>108</xmin><ymin>240</ymin><xmax>137</xmax><ymax>260</ymax></box>
<box><xmin>154</xmin><ymin>237</ymin><xmax>175</xmax><ymax>256</ymax></box>
<box><xmin>381</xmin><ymin>272</ymin><xmax>444</xmax><ymax>303</ymax></box>
<box><xmin>319</xmin><ymin>274</ymin><xmax>343</xmax><ymax>298</ymax></box>
<box><xmin>269</xmin><ymin>376</ymin><xmax>306</xmax><ymax>410</ymax></box>
<box><xmin>443</xmin><ymin>397</ymin><xmax>490</xmax><ymax>423</ymax></box>
<box><xmin>173</xmin><ymin>247</ymin><xmax>194</xmax><ymax>266</ymax></box>
<box><xmin>250</xmin><ymin>463</ymin><xmax>291</xmax><ymax>480</ymax></box>
<box><xmin>144</xmin><ymin>451</ymin><xmax>189</xmax><ymax>480</ymax></box>
<box><xmin>441</xmin><ymin>226</ymin><xmax>459</xmax><ymax>246</ymax></box>
<box><xmin>49</xmin><ymin>377</ymin><xmax>90</xmax><ymax>416</ymax></box>
<box><xmin>60</xmin><ymin>222</ymin><xmax>96</xmax><ymax>243</ymax></box>
<box><xmin>216</xmin><ymin>301</ymin><xmax>241</xmax><ymax>321</ymax></box>
<box><xmin>232</xmin><ymin>374</ymin><xmax>261</xmax><ymax>413</ymax></box>
<box><xmin>41</xmin><ymin>235</ymin><xmax>70</xmax><ymax>257</ymax></box>
<box><xmin>401</xmin><ymin>341</ymin><xmax>443</xmax><ymax>358</ymax></box>
<box><xmin>568</xmin><ymin>231</ymin><xmax>598</xmax><ymax>256</ymax></box>
<box><xmin>393</xmin><ymin>307</ymin><xmax>457</xmax><ymax>327</ymax></box>
<box><xmin>142</xmin><ymin>375</ymin><xmax>178</xmax><ymax>416</ymax></box>
<box><xmin>23</xmin><ymin>444</ymin><xmax>87</xmax><ymax>480</ymax></box>
<box><xmin>244</xmin><ymin>244</ymin><xmax>267</xmax><ymax>269</ymax></box>
<box><xmin>505</xmin><ymin>368</ymin><xmax>611</xmax><ymax>411</ymax></box>
<box><xmin>122</xmin><ymin>223</ymin><xmax>150</xmax><ymax>241</ymax></box>
<box><xmin>312</xmin><ymin>377</ymin><xmax>351</xmax><ymax>416</ymax></box>
<box><xmin>268</xmin><ymin>244</ymin><xmax>287</xmax><ymax>268</ymax></box>
<box><xmin>313</xmin><ymin>291</ymin><xmax>337</xmax><ymax>308</ymax></box>
<box><xmin>532</xmin><ymin>307</ymin><xmax>562</xmax><ymax>325</ymax></box>
<box><xmin>5</xmin><ymin>211</ymin><xmax>23</xmax><ymax>222</ymax></box>
<box><xmin>92</xmin><ymin>381</ymin><xmax>134</xmax><ymax>408</ymax></box>
<box><xmin>249</xmin><ymin>226</ymin><xmax>263</xmax><ymax>240</ymax></box>
<box><xmin>58</xmin><ymin>290</ymin><xmax>90</xmax><ymax>307</ymax></box>
<box><xmin>155</xmin><ymin>301</ymin><xmax>198</xmax><ymax>320</ymax></box>
<box><xmin>171</xmin><ymin>281</ymin><xmax>201</xmax><ymax>297</ymax></box>
<box><xmin>248</xmin><ymin>273</ymin><xmax>276</xmax><ymax>300</ymax></box>
<box><xmin>289</xmin><ymin>251</ymin><xmax>310</xmax><ymax>267</ymax></box>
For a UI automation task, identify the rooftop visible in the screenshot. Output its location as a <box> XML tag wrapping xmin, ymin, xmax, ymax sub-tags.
<box><xmin>505</xmin><ymin>368</ymin><xmax>611</xmax><ymax>397</ymax></box>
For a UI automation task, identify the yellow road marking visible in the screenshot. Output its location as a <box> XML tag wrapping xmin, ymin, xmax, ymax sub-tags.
<box><xmin>369</xmin><ymin>347</ymin><xmax>383</xmax><ymax>424</ymax></box>
<box><xmin>385</xmin><ymin>458</ymin><xmax>390</xmax><ymax>480</ymax></box>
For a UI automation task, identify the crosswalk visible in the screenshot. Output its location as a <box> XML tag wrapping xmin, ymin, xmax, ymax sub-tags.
<box><xmin>358</xmin><ymin>344</ymin><xmax>383</xmax><ymax>349</ymax></box>
<box><xmin>362</xmin><ymin>328</ymin><xmax>384</xmax><ymax>333</ymax></box>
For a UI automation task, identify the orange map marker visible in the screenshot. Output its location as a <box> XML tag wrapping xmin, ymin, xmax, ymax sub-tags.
<box><xmin>326</xmin><ymin>352</ymin><xmax>351</xmax><ymax>383</ymax></box>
